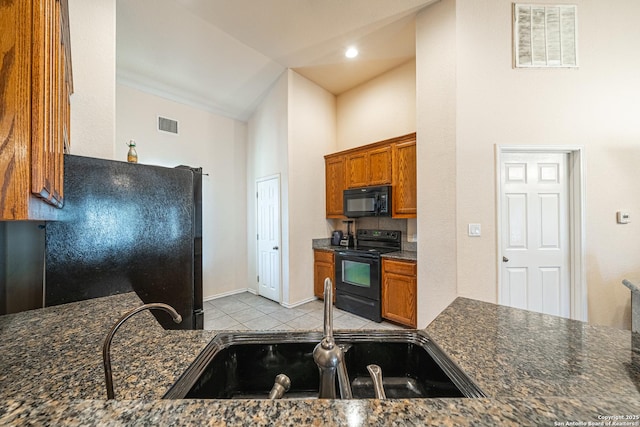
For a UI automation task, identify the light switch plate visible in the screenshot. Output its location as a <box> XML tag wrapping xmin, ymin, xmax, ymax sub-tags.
<box><xmin>468</xmin><ymin>224</ymin><xmax>481</xmax><ymax>237</ymax></box>
<box><xmin>617</xmin><ymin>211</ymin><xmax>631</xmax><ymax>224</ymax></box>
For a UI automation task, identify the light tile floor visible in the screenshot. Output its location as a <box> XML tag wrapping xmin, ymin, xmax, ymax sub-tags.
<box><xmin>203</xmin><ymin>292</ymin><xmax>406</xmax><ymax>331</ymax></box>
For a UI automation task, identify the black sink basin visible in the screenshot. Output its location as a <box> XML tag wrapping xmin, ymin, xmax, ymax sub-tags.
<box><xmin>163</xmin><ymin>330</ymin><xmax>485</xmax><ymax>400</ymax></box>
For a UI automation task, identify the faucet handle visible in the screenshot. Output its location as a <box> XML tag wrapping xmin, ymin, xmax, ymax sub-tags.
<box><xmin>367</xmin><ymin>364</ymin><xmax>387</xmax><ymax>399</ymax></box>
<box><xmin>268</xmin><ymin>374</ymin><xmax>291</xmax><ymax>399</ymax></box>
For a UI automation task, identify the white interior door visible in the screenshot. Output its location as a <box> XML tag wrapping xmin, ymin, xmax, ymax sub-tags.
<box><xmin>256</xmin><ymin>176</ymin><xmax>281</xmax><ymax>302</ymax></box>
<box><xmin>500</xmin><ymin>152</ymin><xmax>571</xmax><ymax>317</ymax></box>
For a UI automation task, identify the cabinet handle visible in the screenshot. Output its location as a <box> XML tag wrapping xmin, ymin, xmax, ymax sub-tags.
<box><xmin>502</xmin><ymin>256</ymin><xmax>509</xmax><ymax>262</ymax></box>
<box><xmin>273</xmin><ymin>246</ymin><xmax>279</xmax><ymax>250</ymax></box>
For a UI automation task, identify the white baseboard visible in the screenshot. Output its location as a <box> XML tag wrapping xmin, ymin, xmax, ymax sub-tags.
<box><xmin>203</xmin><ymin>288</ymin><xmax>318</xmax><ymax>309</ymax></box>
<box><xmin>280</xmin><ymin>296</ymin><xmax>319</xmax><ymax>309</ymax></box>
<box><xmin>203</xmin><ymin>288</ymin><xmax>251</xmax><ymax>301</ymax></box>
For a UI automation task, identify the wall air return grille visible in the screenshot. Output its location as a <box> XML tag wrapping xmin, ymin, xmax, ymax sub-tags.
<box><xmin>158</xmin><ymin>116</ymin><xmax>179</xmax><ymax>134</ymax></box>
<box><xmin>513</xmin><ymin>4</ymin><xmax>578</xmax><ymax>68</ymax></box>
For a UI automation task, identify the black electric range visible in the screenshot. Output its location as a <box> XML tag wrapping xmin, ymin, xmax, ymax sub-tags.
<box><xmin>334</xmin><ymin>229</ymin><xmax>402</xmax><ymax>322</ymax></box>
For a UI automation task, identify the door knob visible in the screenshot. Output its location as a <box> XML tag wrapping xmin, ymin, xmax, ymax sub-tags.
<box><xmin>502</xmin><ymin>256</ymin><xmax>509</xmax><ymax>262</ymax></box>
<box><xmin>273</xmin><ymin>246</ymin><xmax>279</xmax><ymax>250</ymax></box>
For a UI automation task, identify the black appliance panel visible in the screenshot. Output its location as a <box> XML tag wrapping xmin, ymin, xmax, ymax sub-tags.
<box><xmin>343</xmin><ymin>186</ymin><xmax>391</xmax><ymax>218</ymax></box>
<box><xmin>335</xmin><ymin>251</ymin><xmax>381</xmax><ymax>300</ymax></box>
<box><xmin>176</xmin><ymin>165</ymin><xmax>204</xmax><ymax>329</ymax></box>
<box><xmin>335</xmin><ymin>250</ymin><xmax>382</xmax><ymax>322</ymax></box>
<box><xmin>335</xmin><ymin>292</ymin><xmax>381</xmax><ymax>323</ymax></box>
<box><xmin>45</xmin><ymin>155</ymin><xmax>202</xmax><ymax>330</ymax></box>
<box><xmin>334</xmin><ymin>229</ymin><xmax>401</xmax><ymax>323</ymax></box>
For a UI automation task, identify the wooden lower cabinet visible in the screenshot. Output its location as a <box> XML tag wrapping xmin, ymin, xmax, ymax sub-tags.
<box><xmin>313</xmin><ymin>249</ymin><xmax>335</xmax><ymax>301</ymax></box>
<box><xmin>381</xmin><ymin>258</ymin><xmax>417</xmax><ymax>328</ymax></box>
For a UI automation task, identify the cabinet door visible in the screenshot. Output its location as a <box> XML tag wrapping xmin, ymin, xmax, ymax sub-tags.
<box><xmin>346</xmin><ymin>152</ymin><xmax>368</xmax><ymax>188</ymax></box>
<box><xmin>0</xmin><ymin>0</ymin><xmax>31</xmax><ymax>219</ymax></box>
<box><xmin>392</xmin><ymin>140</ymin><xmax>417</xmax><ymax>218</ymax></box>
<box><xmin>31</xmin><ymin>0</ymin><xmax>67</xmax><ymax>208</ymax></box>
<box><xmin>314</xmin><ymin>250</ymin><xmax>335</xmax><ymax>301</ymax></box>
<box><xmin>0</xmin><ymin>0</ymin><xmax>70</xmax><ymax>220</ymax></box>
<box><xmin>325</xmin><ymin>156</ymin><xmax>346</xmax><ymax>218</ymax></box>
<box><xmin>382</xmin><ymin>259</ymin><xmax>417</xmax><ymax>328</ymax></box>
<box><xmin>368</xmin><ymin>146</ymin><xmax>392</xmax><ymax>186</ymax></box>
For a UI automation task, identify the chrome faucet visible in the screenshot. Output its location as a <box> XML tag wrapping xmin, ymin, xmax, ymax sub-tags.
<box><xmin>313</xmin><ymin>278</ymin><xmax>352</xmax><ymax>399</ymax></box>
<box><xmin>102</xmin><ymin>303</ymin><xmax>182</xmax><ymax>399</ymax></box>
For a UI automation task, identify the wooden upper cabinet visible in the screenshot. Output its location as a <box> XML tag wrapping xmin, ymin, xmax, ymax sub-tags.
<box><xmin>392</xmin><ymin>138</ymin><xmax>417</xmax><ymax>218</ymax></box>
<box><xmin>324</xmin><ymin>132</ymin><xmax>416</xmax><ymax>219</ymax></box>
<box><xmin>346</xmin><ymin>146</ymin><xmax>392</xmax><ymax>189</ymax></box>
<box><xmin>0</xmin><ymin>0</ymin><xmax>72</xmax><ymax>220</ymax></box>
<box><xmin>345</xmin><ymin>151</ymin><xmax>367</xmax><ymax>188</ymax></box>
<box><xmin>325</xmin><ymin>155</ymin><xmax>346</xmax><ymax>218</ymax></box>
<box><xmin>368</xmin><ymin>146</ymin><xmax>392</xmax><ymax>186</ymax></box>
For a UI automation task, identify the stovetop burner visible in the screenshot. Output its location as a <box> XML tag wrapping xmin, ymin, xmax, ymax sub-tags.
<box><xmin>340</xmin><ymin>229</ymin><xmax>402</xmax><ymax>255</ymax></box>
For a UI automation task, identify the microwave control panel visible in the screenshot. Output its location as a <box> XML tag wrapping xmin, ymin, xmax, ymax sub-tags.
<box><xmin>379</xmin><ymin>194</ymin><xmax>388</xmax><ymax>212</ymax></box>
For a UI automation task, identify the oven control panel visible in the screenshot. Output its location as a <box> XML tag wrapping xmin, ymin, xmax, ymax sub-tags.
<box><xmin>356</xmin><ymin>229</ymin><xmax>401</xmax><ymax>243</ymax></box>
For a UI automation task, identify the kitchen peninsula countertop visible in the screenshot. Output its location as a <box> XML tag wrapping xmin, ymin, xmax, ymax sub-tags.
<box><xmin>1</xmin><ymin>294</ymin><xmax>639</xmax><ymax>426</ymax></box>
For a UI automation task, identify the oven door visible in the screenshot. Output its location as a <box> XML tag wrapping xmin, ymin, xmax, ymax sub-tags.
<box><xmin>335</xmin><ymin>251</ymin><xmax>380</xmax><ymax>300</ymax></box>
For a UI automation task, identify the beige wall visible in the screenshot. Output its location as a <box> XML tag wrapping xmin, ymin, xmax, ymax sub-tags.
<box><xmin>288</xmin><ymin>71</ymin><xmax>338</xmax><ymax>304</ymax></box>
<box><xmin>116</xmin><ymin>84</ymin><xmax>248</xmax><ymax>300</ymax></box>
<box><xmin>336</xmin><ymin>60</ymin><xmax>416</xmax><ymax>150</ymax></box>
<box><xmin>68</xmin><ymin>0</ymin><xmax>116</xmax><ymax>159</ymax></box>
<box><xmin>415</xmin><ymin>0</ymin><xmax>459</xmax><ymax>327</ymax></box>
<box><xmin>334</xmin><ymin>60</ymin><xmax>418</xmax><ymax>240</ymax></box>
<box><xmin>247</xmin><ymin>71</ymin><xmax>336</xmax><ymax>306</ymax></box>
<box><xmin>450</xmin><ymin>0</ymin><xmax>640</xmax><ymax>329</ymax></box>
<box><xmin>246</xmin><ymin>72</ymin><xmax>290</xmax><ymax>299</ymax></box>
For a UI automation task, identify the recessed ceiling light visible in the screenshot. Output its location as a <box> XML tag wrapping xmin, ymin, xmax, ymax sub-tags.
<box><xmin>345</xmin><ymin>47</ymin><xmax>358</xmax><ymax>59</ymax></box>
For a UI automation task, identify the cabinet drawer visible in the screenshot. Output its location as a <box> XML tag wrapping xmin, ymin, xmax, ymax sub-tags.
<box><xmin>383</xmin><ymin>259</ymin><xmax>416</xmax><ymax>276</ymax></box>
<box><xmin>314</xmin><ymin>250</ymin><xmax>334</xmax><ymax>263</ymax></box>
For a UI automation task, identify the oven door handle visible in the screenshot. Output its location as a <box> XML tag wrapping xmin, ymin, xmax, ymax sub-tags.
<box><xmin>337</xmin><ymin>251</ymin><xmax>379</xmax><ymax>261</ymax></box>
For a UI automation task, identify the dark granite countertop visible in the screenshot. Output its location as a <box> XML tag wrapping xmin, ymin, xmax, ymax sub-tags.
<box><xmin>0</xmin><ymin>293</ymin><xmax>216</xmax><ymax>401</ymax></box>
<box><xmin>426</xmin><ymin>298</ymin><xmax>640</xmax><ymax>399</ymax></box>
<box><xmin>312</xmin><ymin>239</ymin><xmax>417</xmax><ymax>262</ymax></box>
<box><xmin>381</xmin><ymin>250</ymin><xmax>417</xmax><ymax>261</ymax></box>
<box><xmin>1</xmin><ymin>293</ymin><xmax>639</xmax><ymax>425</ymax></box>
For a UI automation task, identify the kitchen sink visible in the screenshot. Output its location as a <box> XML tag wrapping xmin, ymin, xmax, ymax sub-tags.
<box><xmin>164</xmin><ymin>330</ymin><xmax>485</xmax><ymax>400</ymax></box>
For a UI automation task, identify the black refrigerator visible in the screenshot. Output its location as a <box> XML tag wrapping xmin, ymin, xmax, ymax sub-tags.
<box><xmin>45</xmin><ymin>155</ymin><xmax>203</xmax><ymax>330</ymax></box>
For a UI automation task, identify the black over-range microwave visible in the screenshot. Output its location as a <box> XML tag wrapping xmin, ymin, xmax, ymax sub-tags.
<box><xmin>343</xmin><ymin>185</ymin><xmax>391</xmax><ymax>218</ymax></box>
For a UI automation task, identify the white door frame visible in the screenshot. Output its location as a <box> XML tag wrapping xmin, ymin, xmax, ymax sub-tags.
<box><xmin>255</xmin><ymin>174</ymin><xmax>282</xmax><ymax>302</ymax></box>
<box><xmin>496</xmin><ymin>145</ymin><xmax>587</xmax><ymax>321</ymax></box>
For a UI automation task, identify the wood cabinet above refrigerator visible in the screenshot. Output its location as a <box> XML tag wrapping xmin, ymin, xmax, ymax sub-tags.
<box><xmin>0</xmin><ymin>0</ymin><xmax>73</xmax><ymax>220</ymax></box>
<box><xmin>324</xmin><ymin>133</ymin><xmax>416</xmax><ymax>219</ymax></box>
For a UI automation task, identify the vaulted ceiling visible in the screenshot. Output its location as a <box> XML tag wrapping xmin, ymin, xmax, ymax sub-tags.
<box><xmin>116</xmin><ymin>0</ymin><xmax>437</xmax><ymax>121</ymax></box>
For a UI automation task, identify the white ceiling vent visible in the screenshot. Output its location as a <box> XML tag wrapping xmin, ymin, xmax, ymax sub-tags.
<box><xmin>158</xmin><ymin>116</ymin><xmax>179</xmax><ymax>134</ymax></box>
